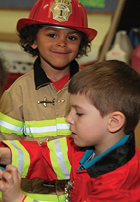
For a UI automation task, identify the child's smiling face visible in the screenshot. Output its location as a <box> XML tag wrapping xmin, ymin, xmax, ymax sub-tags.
<box><xmin>31</xmin><ymin>26</ymin><xmax>81</xmax><ymax>70</ymax></box>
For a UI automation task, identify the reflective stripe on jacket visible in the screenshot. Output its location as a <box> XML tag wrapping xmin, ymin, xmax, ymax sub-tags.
<box><xmin>0</xmin><ymin>113</ymin><xmax>70</xmax><ymax>138</ymax></box>
<box><xmin>47</xmin><ymin>138</ymin><xmax>71</xmax><ymax>179</ymax></box>
<box><xmin>3</xmin><ymin>140</ymin><xmax>31</xmax><ymax>178</ymax></box>
<box><xmin>23</xmin><ymin>193</ymin><xmax>66</xmax><ymax>202</ymax></box>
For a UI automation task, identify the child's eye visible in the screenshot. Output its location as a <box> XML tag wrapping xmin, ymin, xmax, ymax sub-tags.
<box><xmin>76</xmin><ymin>112</ymin><xmax>83</xmax><ymax>116</ymax></box>
<box><xmin>68</xmin><ymin>36</ymin><xmax>77</xmax><ymax>40</ymax></box>
<box><xmin>48</xmin><ymin>34</ymin><xmax>56</xmax><ymax>38</ymax></box>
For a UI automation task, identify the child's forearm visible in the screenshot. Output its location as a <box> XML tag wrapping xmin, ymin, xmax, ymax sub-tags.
<box><xmin>0</xmin><ymin>147</ymin><xmax>11</xmax><ymax>165</ymax></box>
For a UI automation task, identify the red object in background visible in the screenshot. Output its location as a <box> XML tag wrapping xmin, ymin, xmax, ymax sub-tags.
<box><xmin>131</xmin><ymin>44</ymin><xmax>140</xmax><ymax>73</ymax></box>
<box><xmin>3</xmin><ymin>72</ymin><xmax>24</xmax><ymax>91</ymax></box>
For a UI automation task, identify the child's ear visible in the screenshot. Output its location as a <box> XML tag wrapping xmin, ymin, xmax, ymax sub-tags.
<box><xmin>108</xmin><ymin>111</ymin><xmax>125</xmax><ymax>133</ymax></box>
<box><xmin>30</xmin><ymin>41</ymin><xmax>37</xmax><ymax>49</ymax></box>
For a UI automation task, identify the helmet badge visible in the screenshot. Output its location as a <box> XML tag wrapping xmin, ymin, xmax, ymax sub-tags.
<box><xmin>51</xmin><ymin>0</ymin><xmax>72</xmax><ymax>22</ymax></box>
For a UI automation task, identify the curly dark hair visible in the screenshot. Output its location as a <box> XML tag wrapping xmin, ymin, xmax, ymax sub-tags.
<box><xmin>18</xmin><ymin>24</ymin><xmax>91</xmax><ymax>58</ymax></box>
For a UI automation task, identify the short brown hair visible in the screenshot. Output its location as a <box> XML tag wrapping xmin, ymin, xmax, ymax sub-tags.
<box><xmin>68</xmin><ymin>60</ymin><xmax>140</xmax><ymax>135</ymax></box>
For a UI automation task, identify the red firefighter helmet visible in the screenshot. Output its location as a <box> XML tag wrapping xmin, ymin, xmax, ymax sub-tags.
<box><xmin>17</xmin><ymin>0</ymin><xmax>97</xmax><ymax>42</ymax></box>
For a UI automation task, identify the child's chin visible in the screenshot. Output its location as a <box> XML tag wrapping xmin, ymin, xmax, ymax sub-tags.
<box><xmin>73</xmin><ymin>139</ymin><xmax>86</xmax><ymax>147</ymax></box>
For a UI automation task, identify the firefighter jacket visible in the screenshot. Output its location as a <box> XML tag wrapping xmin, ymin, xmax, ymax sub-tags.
<box><xmin>0</xmin><ymin>57</ymin><xmax>79</xmax><ymax>143</ymax></box>
<box><xmin>1</xmin><ymin>133</ymin><xmax>140</xmax><ymax>202</ymax></box>
<box><xmin>0</xmin><ymin>57</ymin><xmax>79</xmax><ymax>197</ymax></box>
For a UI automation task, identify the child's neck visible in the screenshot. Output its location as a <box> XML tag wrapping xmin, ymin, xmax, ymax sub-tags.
<box><xmin>41</xmin><ymin>64</ymin><xmax>70</xmax><ymax>82</ymax></box>
<box><xmin>94</xmin><ymin>132</ymin><xmax>126</xmax><ymax>157</ymax></box>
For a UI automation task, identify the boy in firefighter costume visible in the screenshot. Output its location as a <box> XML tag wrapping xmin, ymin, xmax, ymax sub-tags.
<box><xmin>0</xmin><ymin>0</ymin><xmax>97</xmax><ymax>199</ymax></box>
<box><xmin>0</xmin><ymin>60</ymin><xmax>140</xmax><ymax>202</ymax></box>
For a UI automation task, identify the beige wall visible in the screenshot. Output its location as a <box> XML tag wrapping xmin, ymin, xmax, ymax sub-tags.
<box><xmin>0</xmin><ymin>9</ymin><xmax>29</xmax><ymax>35</ymax></box>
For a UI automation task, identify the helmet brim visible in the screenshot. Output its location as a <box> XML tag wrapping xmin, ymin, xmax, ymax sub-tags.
<box><xmin>17</xmin><ymin>18</ymin><xmax>97</xmax><ymax>42</ymax></box>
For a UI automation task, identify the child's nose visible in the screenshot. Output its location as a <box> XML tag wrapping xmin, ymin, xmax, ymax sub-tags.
<box><xmin>56</xmin><ymin>38</ymin><xmax>67</xmax><ymax>48</ymax></box>
<box><xmin>66</xmin><ymin>112</ymin><xmax>74</xmax><ymax>124</ymax></box>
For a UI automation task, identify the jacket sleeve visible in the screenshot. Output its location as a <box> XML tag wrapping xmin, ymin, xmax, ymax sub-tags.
<box><xmin>0</xmin><ymin>84</ymin><xmax>25</xmax><ymax>141</ymax></box>
<box><xmin>2</xmin><ymin>140</ymin><xmax>51</xmax><ymax>180</ymax></box>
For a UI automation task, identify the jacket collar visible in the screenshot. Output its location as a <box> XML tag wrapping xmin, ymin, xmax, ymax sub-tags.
<box><xmin>79</xmin><ymin>134</ymin><xmax>135</xmax><ymax>177</ymax></box>
<box><xmin>34</xmin><ymin>57</ymin><xmax>79</xmax><ymax>89</ymax></box>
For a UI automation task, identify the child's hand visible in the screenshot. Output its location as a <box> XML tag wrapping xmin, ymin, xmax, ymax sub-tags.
<box><xmin>0</xmin><ymin>148</ymin><xmax>11</xmax><ymax>165</ymax></box>
<box><xmin>0</xmin><ymin>165</ymin><xmax>25</xmax><ymax>202</ymax></box>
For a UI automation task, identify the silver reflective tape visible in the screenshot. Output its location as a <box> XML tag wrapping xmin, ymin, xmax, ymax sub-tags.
<box><xmin>25</xmin><ymin>124</ymin><xmax>70</xmax><ymax>134</ymax></box>
<box><xmin>0</xmin><ymin>120</ymin><xmax>24</xmax><ymax>132</ymax></box>
<box><xmin>54</xmin><ymin>139</ymin><xmax>70</xmax><ymax>179</ymax></box>
<box><xmin>25</xmin><ymin>125</ymin><xmax>57</xmax><ymax>134</ymax></box>
<box><xmin>8</xmin><ymin>141</ymin><xmax>24</xmax><ymax>174</ymax></box>
<box><xmin>57</xmin><ymin>123</ymin><xmax>70</xmax><ymax>130</ymax></box>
